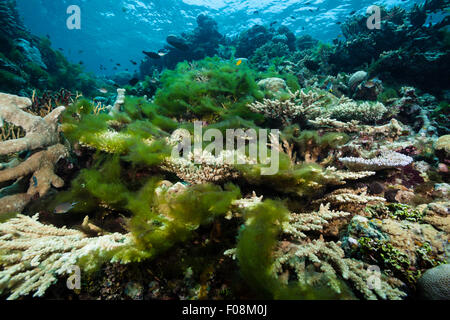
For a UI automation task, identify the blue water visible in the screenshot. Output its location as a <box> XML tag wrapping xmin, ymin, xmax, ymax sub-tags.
<box><xmin>15</xmin><ymin>0</ymin><xmax>426</xmax><ymax>75</ymax></box>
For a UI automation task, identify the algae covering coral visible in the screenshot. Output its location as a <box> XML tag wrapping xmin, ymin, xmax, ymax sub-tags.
<box><xmin>0</xmin><ymin>0</ymin><xmax>449</xmax><ymax>302</ymax></box>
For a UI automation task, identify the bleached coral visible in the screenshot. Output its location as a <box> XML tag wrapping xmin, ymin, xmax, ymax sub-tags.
<box><xmin>0</xmin><ymin>214</ymin><xmax>132</xmax><ymax>300</ymax></box>
<box><xmin>339</xmin><ymin>151</ymin><xmax>413</xmax><ymax>171</ymax></box>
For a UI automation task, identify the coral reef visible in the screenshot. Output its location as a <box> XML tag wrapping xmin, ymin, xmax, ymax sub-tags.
<box><xmin>0</xmin><ymin>1</ymin><xmax>448</xmax><ymax>301</ymax></box>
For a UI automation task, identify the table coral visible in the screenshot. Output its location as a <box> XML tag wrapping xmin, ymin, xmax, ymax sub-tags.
<box><xmin>339</xmin><ymin>151</ymin><xmax>413</xmax><ymax>171</ymax></box>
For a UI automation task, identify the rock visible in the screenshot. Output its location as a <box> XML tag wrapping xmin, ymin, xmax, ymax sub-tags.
<box><xmin>434</xmin><ymin>183</ymin><xmax>450</xmax><ymax>198</ymax></box>
<box><xmin>112</xmin><ymin>71</ymin><xmax>133</xmax><ymax>86</ymax></box>
<box><xmin>421</xmin><ymin>201</ymin><xmax>450</xmax><ymax>233</ymax></box>
<box><xmin>348</xmin><ymin>71</ymin><xmax>368</xmax><ymax>91</ymax></box>
<box><xmin>380</xmin><ymin>219</ymin><xmax>447</xmax><ymax>264</ymax></box>
<box><xmin>353</xmin><ymin>78</ymin><xmax>383</xmax><ymax>101</ymax></box>
<box><xmin>394</xmin><ymin>190</ymin><xmax>415</xmax><ymax>204</ymax></box>
<box><xmin>417</xmin><ymin>264</ymin><xmax>450</xmax><ymax>300</ymax></box>
<box><xmin>435</xmin><ymin>135</ymin><xmax>450</xmax><ymax>155</ymax></box>
<box><xmin>166</xmin><ymin>35</ymin><xmax>189</xmax><ymax>52</ymax></box>
<box><xmin>15</xmin><ymin>39</ymin><xmax>47</xmax><ymax>69</ymax></box>
<box><xmin>0</xmin><ymin>57</ymin><xmax>20</xmax><ymax>74</ymax></box>
<box><xmin>257</xmin><ymin>77</ymin><xmax>287</xmax><ymax>94</ymax></box>
<box><xmin>341</xmin><ymin>215</ymin><xmax>388</xmax><ymax>254</ymax></box>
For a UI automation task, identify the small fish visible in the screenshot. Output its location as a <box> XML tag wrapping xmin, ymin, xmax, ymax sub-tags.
<box><xmin>54</xmin><ymin>202</ymin><xmax>78</xmax><ymax>214</ymax></box>
<box><xmin>116</xmin><ymin>63</ymin><xmax>121</xmax><ymax>66</ymax></box>
<box><xmin>350</xmin><ymin>10</ymin><xmax>356</xmax><ymax>15</ymax></box>
<box><xmin>79</xmin><ymin>61</ymin><xmax>84</xmax><ymax>65</ymax></box>
<box><xmin>130</xmin><ymin>60</ymin><xmax>137</xmax><ymax>65</ymax></box>
<box><xmin>98</xmin><ymin>88</ymin><xmax>108</xmax><ymax>94</ymax></box>
<box><xmin>234</xmin><ymin>58</ymin><xmax>248</xmax><ymax>65</ymax></box>
<box><xmin>253</xmin><ymin>10</ymin><xmax>259</xmax><ymax>15</ymax></box>
<box><xmin>270</xmin><ymin>21</ymin><xmax>278</xmax><ymax>27</ymax></box>
<box><xmin>326</xmin><ymin>82</ymin><xmax>334</xmax><ymax>92</ymax></box>
<box><xmin>32</xmin><ymin>176</ymin><xmax>38</xmax><ymax>187</ymax></box>
<box><xmin>58</xmin><ymin>48</ymin><xmax>64</xmax><ymax>51</ymax></box>
<box><xmin>336</xmin><ymin>22</ymin><xmax>342</xmax><ymax>25</ymax></box>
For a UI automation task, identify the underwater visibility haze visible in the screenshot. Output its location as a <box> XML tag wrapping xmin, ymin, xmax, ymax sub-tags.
<box><xmin>0</xmin><ymin>0</ymin><xmax>449</xmax><ymax>301</ymax></box>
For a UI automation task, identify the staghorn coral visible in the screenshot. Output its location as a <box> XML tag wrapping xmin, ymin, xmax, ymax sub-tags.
<box><xmin>282</xmin><ymin>203</ymin><xmax>350</xmax><ymax>240</ymax></box>
<box><xmin>273</xmin><ymin>239</ymin><xmax>406</xmax><ymax>300</ymax></box>
<box><xmin>0</xmin><ymin>214</ymin><xmax>132</xmax><ymax>300</ymax></box>
<box><xmin>248</xmin><ymin>89</ymin><xmax>327</xmax><ymax>125</ymax></box>
<box><xmin>326</xmin><ymin>100</ymin><xmax>387</xmax><ymax>124</ymax></box>
<box><xmin>317</xmin><ymin>188</ymin><xmax>386</xmax><ymax>206</ymax></box>
<box><xmin>339</xmin><ymin>151</ymin><xmax>413</xmax><ymax>171</ymax></box>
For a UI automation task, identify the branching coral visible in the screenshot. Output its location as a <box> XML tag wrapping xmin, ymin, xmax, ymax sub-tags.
<box><xmin>0</xmin><ymin>214</ymin><xmax>132</xmax><ymax>300</ymax></box>
<box><xmin>273</xmin><ymin>239</ymin><xmax>407</xmax><ymax>300</ymax></box>
<box><xmin>247</xmin><ymin>89</ymin><xmax>327</xmax><ymax>125</ymax></box>
<box><xmin>325</xmin><ymin>99</ymin><xmax>387</xmax><ymax>124</ymax></box>
<box><xmin>282</xmin><ymin>203</ymin><xmax>350</xmax><ymax>239</ymax></box>
<box><xmin>317</xmin><ymin>188</ymin><xmax>386</xmax><ymax>206</ymax></box>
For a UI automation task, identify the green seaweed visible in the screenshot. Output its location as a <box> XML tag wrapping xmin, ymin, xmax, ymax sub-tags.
<box><xmin>153</xmin><ymin>56</ymin><xmax>264</xmax><ymax>123</ymax></box>
<box><xmin>236</xmin><ymin>200</ymin><xmax>345</xmax><ymax>299</ymax></box>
